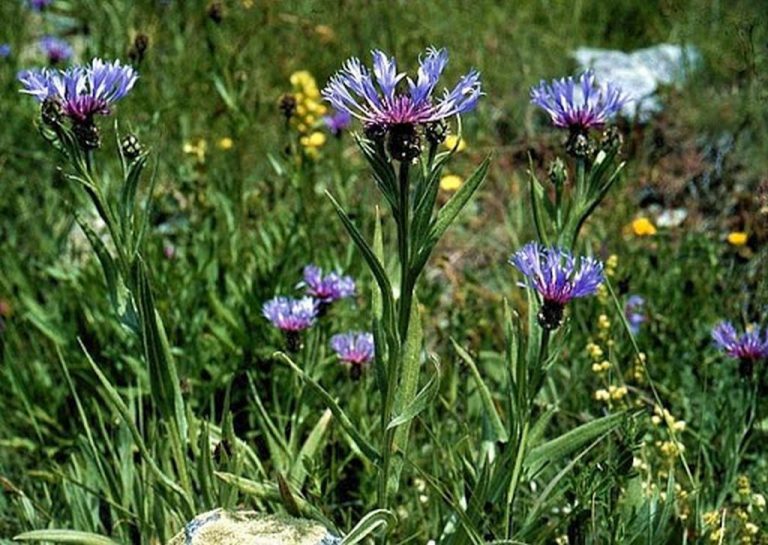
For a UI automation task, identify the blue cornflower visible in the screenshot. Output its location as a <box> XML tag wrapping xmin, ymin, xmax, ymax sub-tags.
<box><xmin>262</xmin><ymin>296</ymin><xmax>318</xmax><ymax>332</ymax></box>
<box><xmin>322</xmin><ymin>47</ymin><xmax>482</xmax><ymax>160</ymax></box>
<box><xmin>323</xmin><ymin>109</ymin><xmax>352</xmax><ymax>137</ymax></box>
<box><xmin>510</xmin><ymin>242</ymin><xmax>604</xmax><ymax>330</ymax></box>
<box><xmin>301</xmin><ymin>264</ymin><xmax>355</xmax><ymax>305</ymax></box>
<box><xmin>19</xmin><ymin>58</ymin><xmax>137</xmax><ymax>126</ymax></box>
<box><xmin>39</xmin><ymin>36</ymin><xmax>73</xmax><ymax>64</ymax></box>
<box><xmin>0</xmin><ymin>44</ymin><xmax>11</xmax><ymax>59</ymax></box>
<box><xmin>712</xmin><ymin>322</ymin><xmax>768</xmax><ymax>362</ymax></box>
<box><xmin>331</xmin><ymin>331</ymin><xmax>374</xmax><ymax>379</ymax></box>
<box><xmin>624</xmin><ymin>295</ymin><xmax>646</xmax><ymax>334</ymax></box>
<box><xmin>531</xmin><ymin>70</ymin><xmax>628</xmax><ymax>134</ymax></box>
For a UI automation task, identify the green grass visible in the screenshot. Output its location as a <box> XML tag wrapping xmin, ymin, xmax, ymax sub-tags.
<box><xmin>1</xmin><ymin>1</ymin><xmax>767</xmax><ymax>544</ymax></box>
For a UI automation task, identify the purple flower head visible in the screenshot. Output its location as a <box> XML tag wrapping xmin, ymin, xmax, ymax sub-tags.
<box><xmin>624</xmin><ymin>295</ymin><xmax>646</xmax><ymax>334</ymax></box>
<box><xmin>18</xmin><ymin>58</ymin><xmax>138</xmax><ymax>123</ymax></box>
<box><xmin>530</xmin><ymin>70</ymin><xmax>628</xmax><ymax>132</ymax></box>
<box><xmin>301</xmin><ymin>264</ymin><xmax>356</xmax><ymax>304</ymax></box>
<box><xmin>39</xmin><ymin>36</ymin><xmax>73</xmax><ymax>64</ymax></box>
<box><xmin>712</xmin><ymin>321</ymin><xmax>768</xmax><ymax>361</ymax></box>
<box><xmin>0</xmin><ymin>44</ymin><xmax>11</xmax><ymax>59</ymax></box>
<box><xmin>330</xmin><ymin>331</ymin><xmax>375</xmax><ymax>365</ymax></box>
<box><xmin>27</xmin><ymin>0</ymin><xmax>53</xmax><ymax>10</ymax></box>
<box><xmin>323</xmin><ymin>109</ymin><xmax>352</xmax><ymax>136</ymax></box>
<box><xmin>510</xmin><ymin>242</ymin><xmax>604</xmax><ymax>330</ymax></box>
<box><xmin>322</xmin><ymin>47</ymin><xmax>482</xmax><ymax>129</ymax></box>
<box><xmin>262</xmin><ymin>296</ymin><xmax>318</xmax><ymax>332</ymax></box>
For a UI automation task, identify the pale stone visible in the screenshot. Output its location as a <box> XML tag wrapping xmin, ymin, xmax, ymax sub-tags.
<box><xmin>168</xmin><ymin>509</ymin><xmax>341</xmax><ymax>545</ymax></box>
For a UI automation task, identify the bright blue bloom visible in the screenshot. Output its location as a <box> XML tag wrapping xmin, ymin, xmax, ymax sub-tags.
<box><xmin>0</xmin><ymin>44</ymin><xmax>11</xmax><ymax>59</ymax></box>
<box><xmin>530</xmin><ymin>70</ymin><xmax>628</xmax><ymax>131</ymax></box>
<box><xmin>18</xmin><ymin>58</ymin><xmax>138</xmax><ymax>122</ymax></box>
<box><xmin>262</xmin><ymin>296</ymin><xmax>318</xmax><ymax>332</ymax></box>
<box><xmin>330</xmin><ymin>331</ymin><xmax>374</xmax><ymax>365</ymax></box>
<box><xmin>39</xmin><ymin>36</ymin><xmax>73</xmax><ymax>64</ymax></box>
<box><xmin>301</xmin><ymin>265</ymin><xmax>355</xmax><ymax>304</ymax></box>
<box><xmin>510</xmin><ymin>243</ymin><xmax>604</xmax><ymax>305</ymax></box>
<box><xmin>712</xmin><ymin>322</ymin><xmax>768</xmax><ymax>361</ymax></box>
<box><xmin>322</xmin><ymin>47</ymin><xmax>482</xmax><ymax>128</ymax></box>
<box><xmin>625</xmin><ymin>295</ymin><xmax>646</xmax><ymax>334</ymax></box>
<box><xmin>323</xmin><ymin>109</ymin><xmax>352</xmax><ymax>136</ymax></box>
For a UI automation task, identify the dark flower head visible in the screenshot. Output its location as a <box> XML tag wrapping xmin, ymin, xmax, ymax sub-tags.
<box><xmin>0</xmin><ymin>44</ymin><xmax>11</xmax><ymax>59</ymax></box>
<box><xmin>330</xmin><ymin>331</ymin><xmax>374</xmax><ymax>365</ymax></box>
<box><xmin>624</xmin><ymin>295</ymin><xmax>646</xmax><ymax>334</ymax></box>
<box><xmin>262</xmin><ymin>296</ymin><xmax>318</xmax><ymax>332</ymax></box>
<box><xmin>27</xmin><ymin>0</ymin><xmax>53</xmax><ymax>10</ymax></box>
<box><xmin>712</xmin><ymin>321</ymin><xmax>768</xmax><ymax>361</ymax></box>
<box><xmin>530</xmin><ymin>70</ymin><xmax>628</xmax><ymax>132</ymax></box>
<box><xmin>510</xmin><ymin>243</ymin><xmax>603</xmax><ymax>329</ymax></box>
<box><xmin>39</xmin><ymin>36</ymin><xmax>73</xmax><ymax>64</ymax></box>
<box><xmin>19</xmin><ymin>58</ymin><xmax>138</xmax><ymax>123</ymax></box>
<box><xmin>301</xmin><ymin>264</ymin><xmax>355</xmax><ymax>304</ymax></box>
<box><xmin>322</xmin><ymin>47</ymin><xmax>482</xmax><ymax>129</ymax></box>
<box><xmin>323</xmin><ymin>109</ymin><xmax>352</xmax><ymax>136</ymax></box>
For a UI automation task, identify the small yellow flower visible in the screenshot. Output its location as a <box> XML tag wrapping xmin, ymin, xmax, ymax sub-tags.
<box><xmin>594</xmin><ymin>389</ymin><xmax>610</xmax><ymax>401</ymax></box>
<box><xmin>440</xmin><ymin>174</ymin><xmax>463</xmax><ymax>192</ymax></box>
<box><xmin>300</xmin><ymin>131</ymin><xmax>326</xmax><ymax>148</ymax></box>
<box><xmin>745</xmin><ymin>522</ymin><xmax>758</xmax><ymax>535</ymax></box>
<box><xmin>609</xmin><ymin>385</ymin><xmax>628</xmax><ymax>400</ymax></box>
<box><xmin>217</xmin><ymin>137</ymin><xmax>234</xmax><ymax>150</ymax></box>
<box><xmin>703</xmin><ymin>511</ymin><xmax>720</xmax><ymax>527</ymax></box>
<box><xmin>631</xmin><ymin>217</ymin><xmax>657</xmax><ymax>236</ymax></box>
<box><xmin>598</xmin><ymin>314</ymin><xmax>611</xmax><ymax>330</ymax></box>
<box><xmin>183</xmin><ymin>138</ymin><xmax>207</xmax><ymax>163</ymax></box>
<box><xmin>443</xmin><ymin>134</ymin><xmax>466</xmax><ymax>152</ymax></box>
<box><xmin>727</xmin><ymin>231</ymin><xmax>748</xmax><ymax>246</ymax></box>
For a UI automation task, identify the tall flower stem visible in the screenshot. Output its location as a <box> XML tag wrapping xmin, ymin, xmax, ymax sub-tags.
<box><xmin>396</xmin><ymin>161</ymin><xmax>412</xmax><ymax>339</ymax></box>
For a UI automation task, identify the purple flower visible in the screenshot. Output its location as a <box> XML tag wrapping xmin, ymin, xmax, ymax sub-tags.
<box><xmin>530</xmin><ymin>70</ymin><xmax>628</xmax><ymax>132</ymax></box>
<box><xmin>262</xmin><ymin>296</ymin><xmax>318</xmax><ymax>332</ymax></box>
<box><xmin>330</xmin><ymin>331</ymin><xmax>374</xmax><ymax>365</ymax></box>
<box><xmin>624</xmin><ymin>295</ymin><xmax>646</xmax><ymax>334</ymax></box>
<box><xmin>510</xmin><ymin>242</ymin><xmax>604</xmax><ymax>329</ymax></box>
<box><xmin>301</xmin><ymin>264</ymin><xmax>355</xmax><ymax>304</ymax></box>
<box><xmin>323</xmin><ymin>109</ymin><xmax>352</xmax><ymax>136</ymax></box>
<box><xmin>18</xmin><ymin>58</ymin><xmax>138</xmax><ymax>123</ymax></box>
<box><xmin>27</xmin><ymin>0</ymin><xmax>53</xmax><ymax>10</ymax></box>
<box><xmin>322</xmin><ymin>47</ymin><xmax>482</xmax><ymax>131</ymax></box>
<box><xmin>39</xmin><ymin>36</ymin><xmax>73</xmax><ymax>64</ymax></box>
<box><xmin>712</xmin><ymin>322</ymin><xmax>768</xmax><ymax>361</ymax></box>
<box><xmin>0</xmin><ymin>44</ymin><xmax>11</xmax><ymax>59</ymax></box>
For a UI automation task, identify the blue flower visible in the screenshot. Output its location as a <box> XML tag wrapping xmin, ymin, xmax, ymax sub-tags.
<box><xmin>624</xmin><ymin>295</ymin><xmax>646</xmax><ymax>334</ymax></box>
<box><xmin>0</xmin><ymin>44</ymin><xmax>11</xmax><ymax>59</ymax></box>
<box><xmin>19</xmin><ymin>58</ymin><xmax>138</xmax><ymax>123</ymax></box>
<box><xmin>39</xmin><ymin>36</ymin><xmax>73</xmax><ymax>64</ymax></box>
<box><xmin>27</xmin><ymin>0</ymin><xmax>53</xmax><ymax>11</ymax></box>
<box><xmin>301</xmin><ymin>264</ymin><xmax>355</xmax><ymax>304</ymax></box>
<box><xmin>530</xmin><ymin>70</ymin><xmax>628</xmax><ymax>132</ymax></box>
<box><xmin>330</xmin><ymin>331</ymin><xmax>374</xmax><ymax>365</ymax></box>
<box><xmin>323</xmin><ymin>109</ymin><xmax>352</xmax><ymax>136</ymax></box>
<box><xmin>712</xmin><ymin>321</ymin><xmax>768</xmax><ymax>361</ymax></box>
<box><xmin>510</xmin><ymin>242</ymin><xmax>604</xmax><ymax>329</ymax></box>
<box><xmin>262</xmin><ymin>296</ymin><xmax>318</xmax><ymax>332</ymax></box>
<box><xmin>322</xmin><ymin>47</ymin><xmax>482</xmax><ymax>130</ymax></box>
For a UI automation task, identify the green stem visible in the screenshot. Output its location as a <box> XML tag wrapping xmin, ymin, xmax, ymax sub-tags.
<box><xmin>396</xmin><ymin>161</ymin><xmax>411</xmax><ymax>340</ymax></box>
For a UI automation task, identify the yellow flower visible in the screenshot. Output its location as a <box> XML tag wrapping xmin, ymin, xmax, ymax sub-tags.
<box><xmin>443</xmin><ymin>134</ymin><xmax>466</xmax><ymax>152</ymax></box>
<box><xmin>727</xmin><ymin>231</ymin><xmax>748</xmax><ymax>246</ymax></box>
<box><xmin>631</xmin><ymin>217</ymin><xmax>657</xmax><ymax>236</ymax></box>
<box><xmin>217</xmin><ymin>137</ymin><xmax>234</xmax><ymax>150</ymax></box>
<box><xmin>440</xmin><ymin>174</ymin><xmax>463</xmax><ymax>192</ymax></box>
<box><xmin>300</xmin><ymin>131</ymin><xmax>326</xmax><ymax>148</ymax></box>
<box><xmin>183</xmin><ymin>139</ymin><xmax>207</xmax><ymax>163</ymax></box>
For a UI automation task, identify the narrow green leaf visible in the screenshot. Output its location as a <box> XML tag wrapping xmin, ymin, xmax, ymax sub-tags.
<box><xmin>387</xmin><ymin>357</ymin><xmax>440</xmax><ymax>430</ymax></box>
<box><xmin>14</xmin><ymin>530</ymin><xmax>121</xmax><ymax>545</ymax></box>
<box><xmin>524</xmin><ymin>411</ymin><xmax>627</xmax><ymax>478</ymax></box>
<box><xmin>289</xmin><ymin>409</ymin><xmax>332</xmax><ymax>487</ymax></box>
<box><xmin>341</xmin><ymin>509</ymin><xmax>397</xmax><ymax>545</ymax></box>
<box><xmin>275</xmin><ymin>352</ymin><xmax>380</xmax><ymax>463</ymax></box>
<box><xmin>452</xmin><ymin>340</ymin><xmax>508</xmax><ymax>443</ymax></box>
<box><xmin>527</xmin><ymin>166</ymin><xmax>552</xmax><ymax>247</ymax></box>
